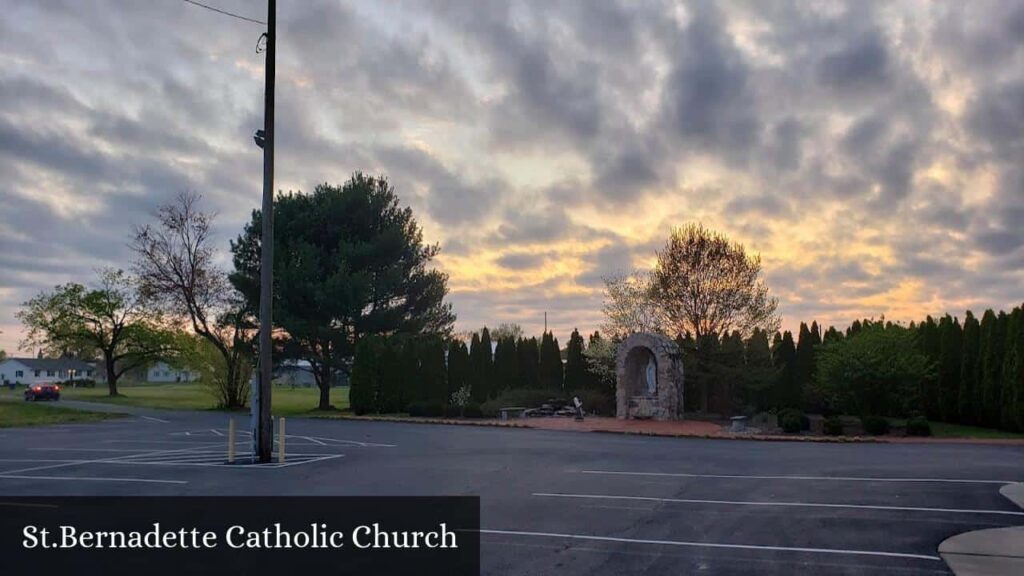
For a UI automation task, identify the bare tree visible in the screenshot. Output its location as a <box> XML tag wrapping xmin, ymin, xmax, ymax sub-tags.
<box><xmin>131</xmin><ymin>191</ymin><xmax>253</xmax><ymax>408</ymax></box>
<box><xmin>652</xmin><ymin>223</ymin><xmax>780</xmax><ymax>339</ymax></box>
<box><xmin>600</xmin><ymin>271</ymin><xmax>665</xmax><ymax>339</ymax></box>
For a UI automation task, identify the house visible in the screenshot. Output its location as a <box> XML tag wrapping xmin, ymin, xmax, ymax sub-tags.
<box><xmin>0</xmin><ymin>357</ymin><xmax>96</xmax><ymax>385</ymax></box>
<box><xmin>145</xmin><ymin>361</ymin><xmax>199</xmax><ymax>383</ymax></box>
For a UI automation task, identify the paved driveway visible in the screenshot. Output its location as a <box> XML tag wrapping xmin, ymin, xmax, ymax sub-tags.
<box><xmin>1</xmin><ymin>405</ymin><xmax>1022</xmax><ymax>575</ymax></box>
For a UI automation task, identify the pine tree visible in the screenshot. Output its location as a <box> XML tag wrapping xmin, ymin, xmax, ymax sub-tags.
<box><xmin>938</xmin><ymin>315</ymin><xmax>963</xmax><ymax>422</ymax></box>
<box><xmin>774</xmin><ymin>331</ymin><xmax>798</xmax><ymax>409</ymax></box>
<box><xmin>446</xmin><ymin>339</ymin><xmax>470</xmax><ymax>405</ymax></box>
<box><xmin>959</xmin><ymin>311</ymin><xmax>981</xmax><ymax>424</ymax></box>
<box><xmin>518</xmin><ymin>337</ymin><xmax>541</xmax><ymax>389</ymax></box>
<box><xmin>493</xmin><ymin>336</ymin><xmax>519</xmax><ymax>394</ymax></box>
<box><xmin>399</xmin><ymin>337</ymin><xmax>419</xmax><ymax>410</ymax></box>
<box><xmin>795</xmin><ymin>322</ymin><xmax>817</xmax><ymax>411</ymax></box>
<box><xmin>350</xmin><ymin>335</ymin><xmax>384</xmax><ymax>415</ymax></box>
<box><xmin>377</xmin><ymin>339</ymin><xmax>403</xmax><ymax>413</ymax></box>
<box><xmin>823</xmin><ymin>326</ymin><xmax>843</xmax><ymax>344</ymax></box>
<box><xmin>918</xmin><ymin>316</ymin><xmax>941</xmax><ymax>419</ymax></box>
<box><xmin>469</xmin><ymin>330</ymin><xmax>493</xmax><ymax>403</ymax></box>
<box><xmin>564</xmin><ymin>329</ymin><xmax>587</xmax><ymax>391</ymax></box>
<box><xmin>1001</xmin><ymin>307</ymin><xmax>1024</xmax><ymax>431</ymax></box>
<box><xmin>978</xmin><ymin>310</ymin><xmax>1003</xmax><ymax>427</ymax></box>
<box><xmin>539</xmin><ymin>332</ymin><xmax>564</xmax><ymax>390</ymax></box>
<box><xmin>418</xmin><ymin>336</ymin><xmax>447</xmax><ymax>404</ymax></box>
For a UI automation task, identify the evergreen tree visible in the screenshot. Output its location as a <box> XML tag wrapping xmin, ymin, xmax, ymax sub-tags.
<box><xmin>539</xmin><ymin>332</ymin><xmax>564</xmax><ymax>390</ymax></box>
<box><xmin>795</xmin><ymin>322</ymin><xmax>817</xmax><ymax>410</ymax></box>
<box><xmin>918</xmin><ymin>316</ymin><xmax>941</xmax><ymax>419</ymax></box>
<box><xmin>774</xmin><ymin>331</ymin><xmax>798</xmax><ymax>409</ymax></box>
<box><xmin>847</xmin><ymin>320</ymin><xmax>863</xmax><ymax>338</ymax></box>
<box><xmin>564</xmin><ymin>329</ymin><xmax>588</xmax><ymax>391</ymax></box>
<box><xmin>978</xmin><ymin>310</ymin><xmax>1005</xmax><ymax>426</ymax></box>
<box><xmin>718</xmin><ymin>330</ymin><xmax>745</xmax><ymax>412</ymax></box>
<box><xmin>493</xmin><ymin>336</ymin><xmax>519</xmax><ymax>393</ymax></box>
<box><xmin>823</xmin><ymin>326</ymin><xmax>843</xmax><ymax>344</ymax></box>
<box><xmin>377</xmin><ymin>339</ymin><xmax>403</xmax><ymax>413</ymax></box>
<box><xmin>446</xmin><ymin>339</ymin><xmax>470</xmax><ymax>405</ymax></box>
<box><xmin>744</xmin><ymin>328</ymin><xmax>775</xmax><ymax>410</ymax></box>
<box><xmin>518</xmin><ymin>337</ymin><xmax>541</xmax><ymax>389</ymax></box>
<box><xmin>469</xmin><ymin>330</ymin><xmax>493</xmax><ymax>403</ymax></box>
<box><xmin>693</xmin><ymin>332</ymin><xmax>720</xmax><ymax>412</ymax></box>
<box><xmin>350</xmin><ymin>335</ymin><xmax>384</xmax><ymax>415</ymax></box>
<box><xmin>418</xmin><ymin>336</ymin><xmax>448</xmax><ymax>404</ymax></box>
<box><xmin>938</xmin><ymin>315</ymin><xmax>963</xmax><ymax>422</ymax></box>
<box><xmin>399</xmin><ymin>337</ymin><xmax>419</xmax><ymax>411</ymax></box>
<box><xmin>959</xmin><ymin>311</ymin><xmax>981</xmax><ymax>424</ymax></box>
<box><xmin>1001</xmin><ymin>307</ymin><xmax>1023</xmax><ymax>431</ymax></box>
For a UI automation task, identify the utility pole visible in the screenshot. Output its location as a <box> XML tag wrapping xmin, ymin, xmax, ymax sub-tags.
<box><xmin>254</xmin><ymin>0</ymin><xmax>276</xmax><ymax>463</ymax></box>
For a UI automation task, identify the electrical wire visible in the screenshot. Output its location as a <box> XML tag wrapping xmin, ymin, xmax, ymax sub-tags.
<box><xmin>182</xmin><ymin>0</ymin><xmax>266</xmax><ymax>25</ymax></box>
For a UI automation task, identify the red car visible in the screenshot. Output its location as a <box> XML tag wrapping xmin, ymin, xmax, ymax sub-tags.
<box><xmin>24</xmin><ymin>383</ymin><xmax>60</xmax><ymax>401</ymax></box>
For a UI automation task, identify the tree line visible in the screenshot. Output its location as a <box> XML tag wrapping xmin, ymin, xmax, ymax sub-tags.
<box><xmin>349</xmin><ymin>327</ymin><xmax>614</xmax><ymax>415</ymax></box>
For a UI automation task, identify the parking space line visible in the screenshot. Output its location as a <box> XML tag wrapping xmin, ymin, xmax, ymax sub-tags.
<box><xmin>533</xmin><ymin>493</ymin><xmax>1024</xmax><ymax>517</ymax></box>
<box><xmin>579</xmin><ymin>470</ymin><xmax>1017</xmax><ymax>485</ymax></box>
<box><xmin>139</xmin><ymin>415</ymin><xmax>170</xmax><ymax>423</ymax></box>
<box><xmin>479</xmin><ymin>529</ymin><xmax>943</xmax><ymax>561</ymax></box>
<box><xmin>0</xmin><ymin>474</ymin><xmax>187</xmax><ymax>484</ymax></box>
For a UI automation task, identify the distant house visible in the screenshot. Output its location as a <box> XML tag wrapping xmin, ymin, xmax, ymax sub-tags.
<box><xmin>0</xmin><ymin>357</ymin><xmax>96</xmax><ymax>385</ymax></box>
<box><xmin>272</xmin><ymin>359</ymin><xmax>349</xmax><ymax>388</ymax></box>
<box><xmin>145</xmin><ymin>361</ymin><xmax>199</xmax><ymax>383</ymax></box>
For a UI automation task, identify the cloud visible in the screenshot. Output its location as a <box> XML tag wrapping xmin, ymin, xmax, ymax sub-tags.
<box><xmin>1</xmin><ymin>0</ymin><xmax>1023</xmax><ymax>351</ymax></box>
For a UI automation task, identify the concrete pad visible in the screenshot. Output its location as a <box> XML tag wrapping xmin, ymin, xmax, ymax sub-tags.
<box><xmin>940</xmin><ymin>526</ymin><xmax>1024</xmax><ymax>576</ymax></box>
<box><xmin>1000</xmin><ymin>482</ymin><xmax>1024</xmax><ymax>510</ymax></box>
<box><xmin>941</xmin><ymin>553</ymin><xmax>1024</xmax><ymax>576</ymax></box>
<box><xmin>939</xmin><ymin>526</ymin><xmax>1024</xmax><ymax>558</ymax></box>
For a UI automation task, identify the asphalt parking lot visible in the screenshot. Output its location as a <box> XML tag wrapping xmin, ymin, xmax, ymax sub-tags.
<box><xmin>1</xmin><ymin>403</ymin><xmax>1023</xmax><ymax>575</ymax></box>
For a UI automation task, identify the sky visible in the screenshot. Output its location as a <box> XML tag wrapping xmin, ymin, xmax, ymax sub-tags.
<box><xmin>1</xmin><ymin>0</ymin><xmax>1023</xmax><ymax>354</ymax></box>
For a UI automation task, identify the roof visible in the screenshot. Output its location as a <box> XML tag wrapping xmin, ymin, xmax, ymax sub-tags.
<box><xmin>4</xmin><ymin>357</ymin><xmax>95</xmax><ymax>371</ymax></box>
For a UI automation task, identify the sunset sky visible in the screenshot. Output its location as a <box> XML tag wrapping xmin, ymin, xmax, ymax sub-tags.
<box><xmin>1</xmin><ymin>0</ymin><xmax>1022</xmax><ymax>353</ymax></box>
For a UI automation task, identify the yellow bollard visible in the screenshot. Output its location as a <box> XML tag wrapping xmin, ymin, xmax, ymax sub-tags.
<box><xmin>227</xmin><ymin>418</ymin><xmax>235</xmax><ymax>463</ymax></box>
<box><xmin>278</xmin><ymin>417</ymin><xmax>285</xmax><ymax>463</ymax></box>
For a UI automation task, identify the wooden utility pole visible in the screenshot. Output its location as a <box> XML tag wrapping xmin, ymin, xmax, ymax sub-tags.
<box><xmin>254</xmin><ymin>0</ymin><xmax>276</xmax><ymax>463</ymax></box>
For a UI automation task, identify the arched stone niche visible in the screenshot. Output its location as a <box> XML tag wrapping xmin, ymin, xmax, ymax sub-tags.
<box><xmin>616</xmin><ymin>332</ymin><xmax>684</xmax><ymax>420</ymax></box>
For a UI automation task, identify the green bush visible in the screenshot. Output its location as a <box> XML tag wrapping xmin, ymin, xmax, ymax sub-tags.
<box><xmin>906</xmin><ymin>416</ymin><xmax>932</xmax><ymax>437</ymax></box>
<box><xmin>462</xmin><ymin>402</ymin><xmax>483</xmax><ymax>418</ymax></box>
<box><xmin>780</xmin><ymin>411</ymin><xmax>802</xmax><ymax>433</ymax></box>
<box><xmin>777</xmin><ymin>408</ymin><xmax>808</xmax><ymax>432</ymax></box>
<box><xmin>862</xmin><ymin>415</ymin><xmax>890</xmax><ymax>435</ymax></box>
<box><xmin>824</xmin><ymin>416</ymin><xmax>843</xmax><ymax>436</ymax></box>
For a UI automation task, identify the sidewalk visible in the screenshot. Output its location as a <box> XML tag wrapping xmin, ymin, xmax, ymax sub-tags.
<box><xmin>939</xmin><ymin>483</ymin><xmax>1024</xmax><ymax>576</ymax></box>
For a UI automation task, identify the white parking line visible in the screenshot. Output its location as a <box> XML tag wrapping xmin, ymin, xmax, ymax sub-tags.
<box><xmin>479</xmin><ymin>529</ymin><xmax>942</xmax><ymax>561</ymax></box>
<box><xmin>579</xmin><ymin>470</ymin><xmax>1017</xmax><ymax>485</ymax></box>
<box><xmin>533</xmin><ymin>492</ymin><xmax>1024</xmax><ymax>517</ymax></box>
<box><xmin>139</xmin><ymin>415</ymin><xmax>170</xmax><ymax>423</ymax></box>
<box><xmin>0</xmin><ymin>474</ymin><xmax>186</xmax><ymax>484</ymax></box>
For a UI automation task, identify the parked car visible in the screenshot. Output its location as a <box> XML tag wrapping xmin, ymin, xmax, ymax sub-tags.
<box><xmin>24</xmin><ymin>383</ymin><xmax>60</xmax><ymax>401</ymax></box>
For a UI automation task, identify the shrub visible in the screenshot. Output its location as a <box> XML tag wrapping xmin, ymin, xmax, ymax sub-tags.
<box><xmin>906</xmin><ymin>415</ymin><xmax>932</xmax><ymax>437</ymax></box>
<box><xmin>862</xmin><ymin>415</ymin><xmax>890</xmax><ymax>435</ymax></box>
<box><xmin>824</xmin><ymin>416</ymin><xmax>843</xmax><ymax>436</ymax></box>
<box><xmin>777</xmin><ymin>408</ymin><xmax>809</xmax><ymax>432</ymax></box>
<box><xmin>407</xmin><ymin>401</ymin><xmax>444</xmax><ymax>417</ymax></box>
<box><xmin>462</xmin><ymin>402</ymin><xmax>483</xmax><ymax>418</ymax></box>
<box><xmin>780</xmin><ymin>411</ymin><xmax>802</xmax><ymax>433</ymax></box>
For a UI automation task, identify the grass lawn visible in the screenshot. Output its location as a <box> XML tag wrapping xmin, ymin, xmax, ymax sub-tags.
<box><xmin>55</xmin><ymin>382</ymin><xmax>350</xmax><ymax>416</ymax></box>
<box><xmin>887</xmin><ymin>417</ymin><xmax>1024</xmax><ymax>439</ymax></box>
<box><xmin>0</xmin><ymin>397</ymin><xmax>123</xmax><ymax>428</ymax></box>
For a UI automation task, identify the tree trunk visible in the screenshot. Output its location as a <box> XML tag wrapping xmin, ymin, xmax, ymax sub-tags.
<box><xmin>318</xmin><ymin>382</ymin><xmax>331</xmax><ymax>410</ymax></box>
<box><xmin>104</xmin><ymin>353</ymin><xmax>119</xmax><ymax>396</ymax></box>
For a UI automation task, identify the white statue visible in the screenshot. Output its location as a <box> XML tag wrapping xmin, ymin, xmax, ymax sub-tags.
<box><xmin>645</xmin><ymin>355</ymin><xmax>657</xmax><ymax>395</ymax></box>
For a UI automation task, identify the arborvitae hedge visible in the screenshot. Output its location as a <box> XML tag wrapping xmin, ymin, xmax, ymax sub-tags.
<box><xmin>539</xmin><ymin>332</ymin><xmax>563</xmax><ymax>391</ymax></box>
